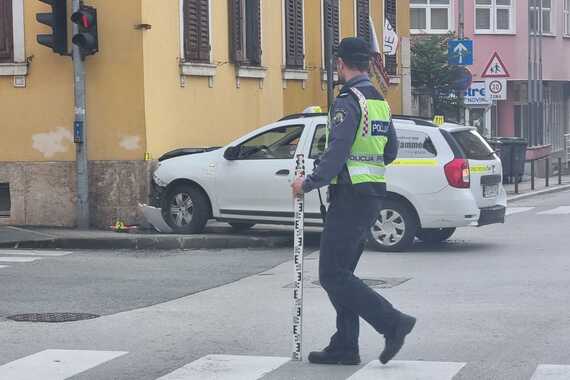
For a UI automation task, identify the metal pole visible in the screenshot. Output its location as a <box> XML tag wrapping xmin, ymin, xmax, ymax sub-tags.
<box><xmin>527</xmin><ymin>0</ymin><xmax>534</xmax><ymax>146</ymax></box>
<box><xmin>545</xmin><ymin>157</ymin><xmax>550</xmax><ymax>187</ymax></box>
<box><xmin>533</xmin><ymin>2</ymin><xmax>540</xmax><ymax>147</ymax></box>
<box><xmin>559</xmin><ymin>157</ymin><xmax>563</xmax><ymax>185</ymax></box>
<box><xmin>531</xmin><ymin>160</ymin><xmax>535</xmax><ymax>190</ymax></box>
<box><xmin>324</xmin><ymin>0</ymin><xmax>334</xmax><ymax>111</ymax></box>
<box><xmin>538</xmin><ymin>0</ymin><xmax>546</xmax><ymax>145</ymax></box>
<box><xmin>72</xmin><ymin>0</ymin><xmax>90</xmax><ymax>229</ymax></box>
<box><xmin>459</xmin><ymin>0</ymin><xmax>465</xmax><ymax>39</ymax></box>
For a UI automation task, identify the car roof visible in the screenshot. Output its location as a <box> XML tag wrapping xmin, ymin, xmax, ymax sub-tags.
<box><xmin>279</xmin><ymin>113</ymin><xmax>477</xmax><ymax>133</ymax></box>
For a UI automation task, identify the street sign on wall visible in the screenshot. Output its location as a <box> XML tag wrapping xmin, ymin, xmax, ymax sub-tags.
<box><xmin>464</xmin><ymin>82</ymin><xmax>491</xmax><ymax>106</ymax></box>
<box><xmin>486</xmin><ymin>78</ymin><xmax>507</xmax><ymax>100</ymax></box>
<box><xmin>448</xmin><ymin>39</ymin><xmax>473</xmax><ymax>65</ymax></box>
<box><xmin>482</xmin><ymin>52</ymin><xmax>510</xmax><ymax>78</ymax></box>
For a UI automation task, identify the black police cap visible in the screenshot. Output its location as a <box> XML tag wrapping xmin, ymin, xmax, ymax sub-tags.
<box><xmin>335</xmin><ymin>37</ymin><xmax>371</xmax><ymax>62</ymax></box>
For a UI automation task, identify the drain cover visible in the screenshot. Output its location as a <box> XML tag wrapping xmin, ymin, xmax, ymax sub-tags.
<box><xmin>7</xmin><ymin>313</ymin><xmax>100</xmax><ymax>323</ymax></box>
<box><xmin>284</xmin><ymin>277</ymin><xmax>411</xmax><ymax>289</ymax></box>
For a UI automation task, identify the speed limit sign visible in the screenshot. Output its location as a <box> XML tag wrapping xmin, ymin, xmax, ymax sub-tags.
<box><xmin>485</xmin><ymin>78</ymin><xmax>507</xmax><ymax>100</ymax></box>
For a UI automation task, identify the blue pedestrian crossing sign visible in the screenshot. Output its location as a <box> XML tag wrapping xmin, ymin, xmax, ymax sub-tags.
<box><xmin>448</xmin><ymin>39</ymin><xmax>473</xmax><ymax>65</ymax></box>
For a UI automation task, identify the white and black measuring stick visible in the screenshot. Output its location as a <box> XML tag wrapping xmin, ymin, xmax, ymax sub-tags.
<box><xmin>292</xmin><ymin>154</ymin><xmax>305</xmax><ymax>361</ymax></box>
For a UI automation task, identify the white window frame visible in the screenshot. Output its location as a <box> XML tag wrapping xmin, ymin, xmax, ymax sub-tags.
<box><xmin>475</xmin><ymin>0</ymin><xmax>516</xmax><ymax>35</ymax></box>
<box><xmin>530</xmin><ymin>0</ymin><xmax>554</xmax><ymax>35</ymax></box>
<box><xmin>0</xmin><ymin>0</ymin><xmax>27</xmax><ymax>76</ymax></box>
<box><xmin>562</xmin><ymin>0</ymin><xmax>570</xmax><ymax>37</ymax></box>
<box><xmin>410</xmin><ymin>0</ymin><xmax>454</xmax><ymax>34</ymax></box>
<box><xmin>178</xmin><ymin>0</ymin><xmax>217</xmax><ymax>78</ymax></box>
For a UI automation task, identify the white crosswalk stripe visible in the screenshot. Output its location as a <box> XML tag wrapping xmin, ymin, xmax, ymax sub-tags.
<box><xmin>0</xmin><ymin>265</ymin><xmax>8</xmax><ymax>269</ymax></box>
<box><xmin>347</xmin><ymin>360</ymin><xmax>466</xmax><ymax>380</ymax></box>
<box><xmin>537</xmin><ymin>206</ymin><xmax>570</xmax><ymax>215</ymax></box>
<box><xmin>0</xmin><ymin>257</ymin><xmax>42</xmax><ymax>263</ymax></box>
<box><xmin>0</xmin><ymin>250</ymin><xmax>72</xmax><ymax>257</ymax></box>
<box><xmin>506</xmin><ymin>207</ymin><xmax>535</xmax><ymax>216</ymax></box>
<box><xmin>156</xmin><ymin>355</ymin><xmax>289</xmax><ymax>380</ymax></box>
<box><xmin>530</xmin><ymin>365</ymin><xmax>570</xmax><ymax>379</ymax></box>
<box><xmin>0</xmin><ymin>349</ymin><xmax>128</xmax><ymax>380</ymax></box>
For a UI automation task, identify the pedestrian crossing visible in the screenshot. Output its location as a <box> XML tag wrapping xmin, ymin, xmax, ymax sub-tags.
<box><xmin>1</xmin><ymin>350</ymin><xmax>569</xmax><ymax>380</ymax></box>
<box><xmin>506</xmin><ymin>206</ymin><xmax>570</xmax><ymax>216</ymax></box>
<box><xmin>0</xmin><ymin>250</ymin><xmax>71</xmax><ymax>270</ymax></box>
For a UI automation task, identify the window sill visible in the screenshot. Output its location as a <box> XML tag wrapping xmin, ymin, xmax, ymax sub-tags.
<box><xmin>180</xmin><ymin>62</ymin><xmax>217</xmax><ymax>77</ymax></box>
<box><xmin>282</xmin><ymin>69</ymin><xmax>309</xmax><ymax>81</ymax></box>
<box><xmin>474</xmin><ymin>31</ymin><xmax>516</xmax><ymax>35</ymax></box>
<box><xmin>321</xmin><ymin>71</ymin><xmax>339</xmax><ymax>82</ymax></box>
<box><xmin>0</xmin><ymin>62</ymin><xmax>28</xmax><ymax>76</ymax></box>
<box><xmin>411</xmin><ymin>29</ymin><xmax>454</xmax><ymax>35</ymax></box>
<box><xmin>237</xmin><ymin>65</ymin><xmax>267</xmax><ymax>79</ymax></box>
<box><xmin>389</xmin><ymin>76</ymin><xmax>401</xmax><ymax>84</ymax></box>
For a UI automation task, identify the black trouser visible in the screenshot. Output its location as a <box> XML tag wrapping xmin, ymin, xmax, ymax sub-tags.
<box><xmin>319</xmin><ymin>185</ymin><xmax>401</xmax><ymax>352</ymax></box>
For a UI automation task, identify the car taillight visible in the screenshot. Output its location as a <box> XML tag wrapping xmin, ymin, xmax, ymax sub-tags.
<box><xmin>445</xmin><ymin>159</ymin><xmax>470</xmax><ymax>188</ymax></box>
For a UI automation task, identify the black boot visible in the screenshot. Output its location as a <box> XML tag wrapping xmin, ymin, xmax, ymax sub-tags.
<box><xmin>308</xmin><ymin>347</ymin><xmax>361</xmax><ymax>365</ymax></box>
<box><xmin>379</xmin><ymin>313</ymin><xmax>416</xmax><ymax>365</ymax></box>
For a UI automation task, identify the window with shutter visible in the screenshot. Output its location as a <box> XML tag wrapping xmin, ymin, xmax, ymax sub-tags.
<box><xmin>384</xmin><ymin>0</ymin><xmax>397</xmax><ymax>75</ymax></box>
<box><xmin>184</xmin><ymin>0</ymin><xmax>210</xmax><ymax>63</ymax></box>
<box><xmin>229</xmin><ymin>0</ymin><xmax>262</xmax><ymax>66</ymax></box>
<box><xmin>324</xmin><ymin>0</ymin><xmax>340</xmax><ymax>52</ymax></box>
<box><xmin>356</xmin><ymin>0</ymin><xmax>370</xmax><ymax>43</ymax></box>
<box><xmin>245</xmin><ymin>0</ymin><xmax>261</xmax><ymax>65</ymax></box>
<box><xmin>285</xmin><ymin>0</ymin><xmax>304</xmax><ymax>69</ymax></box>
<box><xmin>0</xmin><ymin>0</ymin><xmax>14</xmax><ymax>63</ymax></box>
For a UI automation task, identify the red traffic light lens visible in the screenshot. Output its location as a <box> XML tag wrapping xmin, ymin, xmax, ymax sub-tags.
<box><xmin>82</xmin><ymin>15</ymin><xmax>90</xmax><ymax>28</ymax></box>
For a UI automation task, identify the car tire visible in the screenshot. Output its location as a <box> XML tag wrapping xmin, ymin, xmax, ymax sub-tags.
<box><xmin>162</xmin><ymin>184</ymin><xmax>209</xmax><ymax>234</ymax></box>
<box><xmin>229</xmin><ymin>222</ymin><xmax>256</xmax><ymax>232</ymax></box>
<box><xmin>416</xmin><ymin>228</ymin><xmax>456</xmax><ymax>244</ymax></box>
<box><xmin>368</xmin><ymin>200</ymin><xmax>418</xmax><ymax>252</ymax></box>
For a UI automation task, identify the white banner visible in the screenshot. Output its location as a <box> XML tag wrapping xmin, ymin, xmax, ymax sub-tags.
<box><xmin>383</xmin><ymin>19</ymin><xmax>399</xmax><ymax>55</ymax></box>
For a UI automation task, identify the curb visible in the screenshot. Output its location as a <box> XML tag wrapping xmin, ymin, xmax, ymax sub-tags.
<box><xmin>0</xmin><ymin>235</ymin><xmax>292</xmax><ymax>250</ymax></box>
<box><xmin>507</xmin><ymin>184</ymin><xmax>570</xmax><ymax>202</ymax></box>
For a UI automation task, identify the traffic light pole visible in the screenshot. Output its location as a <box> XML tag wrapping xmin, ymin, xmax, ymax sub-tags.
<box><xmin>72</xmin><ymin>0</ymin><xmax>90</xmax><ymax>229</ymax></box>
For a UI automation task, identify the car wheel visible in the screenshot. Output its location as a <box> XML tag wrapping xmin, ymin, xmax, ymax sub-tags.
<box><xmin>229</xmin><ymin>222</ymin><xmax>256</xmax><ymax>232</ymax></box>
<box><xmin>368</xmin><ymin>200</ymin><xmax>418</xmax><ymax>252</ymax></box>
<box><xmin>416</xmin><ymin>228</ymin><xmax>456</xmax><ymax>244</ymax></box>
<box><xmin>162</xmin><ymin>184</ymin><xmax>209</xmax><ymax>234</ymax></box>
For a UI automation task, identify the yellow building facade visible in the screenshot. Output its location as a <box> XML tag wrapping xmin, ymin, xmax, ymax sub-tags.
<box><xmin>0</xmin><ymin>0</ymin><xmax>410</xmax><ymax>227</ymax></box>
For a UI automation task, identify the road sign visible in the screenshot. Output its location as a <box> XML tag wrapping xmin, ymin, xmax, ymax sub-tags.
<box><xmin>482</xmin><ymin>52</ymin><xmax>510</xmax><ymax>78</ymax></box>
<box><xmin>464</xmin><ymin>82</ymin><xmax>491</xmax><ymax>106</ymax></box>
<box><xmin>486</xmin><ymin>78</ymin><xmax>507</xmax><ymax>100</ymax></box>
<box><xmin>292</xmin><ymin>154</ymin><xmax>305</xmax><ymax>361</ymax></box>
<box><xmin>452</xmin><ymin>67</ymin><xmax>473</xmax><ymax>92</ymax></box>
<box><xmin>448</xmin><ymin>39</ymin><xmax>473</xmax><ymax>65</ymax></box>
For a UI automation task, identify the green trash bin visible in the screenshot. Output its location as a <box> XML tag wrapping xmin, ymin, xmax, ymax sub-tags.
<box><xmin>490</xmin><ymin>137</ymin><xmax>528</xmax><ymax>183</ymax></box>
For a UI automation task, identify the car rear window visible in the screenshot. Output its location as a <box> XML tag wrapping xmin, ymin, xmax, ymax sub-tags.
<box><xmin>451</xmin><ymin>130</ymin><xmax>494</xmax><ymax>160</ymax></box>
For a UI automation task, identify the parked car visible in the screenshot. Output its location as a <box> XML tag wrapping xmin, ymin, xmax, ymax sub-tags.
<box><xmin>151</xmin><ymin>112</ymin><xmax>506</xmax><ymax>251</ymax></box>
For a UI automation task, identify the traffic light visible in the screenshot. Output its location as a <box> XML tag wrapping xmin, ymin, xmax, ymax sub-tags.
<box><xmin>71</xmin><ymin>5</ymin><xmax>98</xmax><ymax>58</ymax></box>
<box><xmin>36</xmin><ymin>0</ymin><xmax>68</xmax><ymax>55</ymax></box>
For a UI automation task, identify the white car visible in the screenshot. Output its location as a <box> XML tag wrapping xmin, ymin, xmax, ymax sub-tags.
<box><xmin>151</xmin><ymin>112</ymin><xmax>506</xmax><ymax>251</ymax></box>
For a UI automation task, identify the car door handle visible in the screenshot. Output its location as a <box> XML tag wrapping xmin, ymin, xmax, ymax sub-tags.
<box><xmin>275</xmin><ymin>169</ymin><xmax>290</xmax><ymax>176</ymax></box>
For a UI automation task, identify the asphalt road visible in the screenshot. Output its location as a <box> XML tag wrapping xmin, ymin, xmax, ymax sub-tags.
<box><xmin>0</xmin><ymin>190</ymin><xmax>569</xmax><ymax>380</ymax></box>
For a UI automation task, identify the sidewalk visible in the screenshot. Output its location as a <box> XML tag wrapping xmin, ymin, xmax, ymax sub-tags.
<box><xmin>1</xmin><ymin>176</ymin><xmax>568</xmax><ymax>250</ymax></box>
<box><xmin>0</xmin><ymin>223</ymin><xmax>296</xmax><ymax>250</ymax></box>
<box><xmin>505</xmin><ymin>174</ymin><xmax>570</xmax><ymax>201</ymax></box>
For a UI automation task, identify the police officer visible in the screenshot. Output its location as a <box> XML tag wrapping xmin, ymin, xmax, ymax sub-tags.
<box><xmin>292</xmin><ymin>37</ymin><xmax>416</xmax><ymax>365</ymax></box>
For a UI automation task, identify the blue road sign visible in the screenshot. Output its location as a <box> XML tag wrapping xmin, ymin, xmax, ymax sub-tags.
<box><xmin>448</xmin><ymin>39</ymin><xmax>473</xmax><ymax>65</ymax></box>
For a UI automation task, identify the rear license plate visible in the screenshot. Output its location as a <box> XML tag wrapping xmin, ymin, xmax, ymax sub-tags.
<box><xmin>483</xmin><ymin>184</ymin><xmax>498</xmax><ymax>198</ymax></box>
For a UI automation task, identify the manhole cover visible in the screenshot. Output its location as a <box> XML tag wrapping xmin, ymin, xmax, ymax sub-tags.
<box><xmin>284</xmin><ymin>277</ymin><xmax>411</xmax><ymax>289</ymax></box>
<box><xmin>7</xmin><ymin>313</ymin><xmax>100</xmax><ymax>323</ymax></box>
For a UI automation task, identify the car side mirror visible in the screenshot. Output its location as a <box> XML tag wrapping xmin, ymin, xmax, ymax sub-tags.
<box><xmin>224</xmin><ymin>146</ymin><xmax>240</xmax><ymax>161</ymax></box>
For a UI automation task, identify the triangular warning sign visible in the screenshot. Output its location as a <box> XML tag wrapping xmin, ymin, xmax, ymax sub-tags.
<box><xmin>482</xmin><ymin>52</ymin><xmax>510</xmax><ymax>78</ymax></box>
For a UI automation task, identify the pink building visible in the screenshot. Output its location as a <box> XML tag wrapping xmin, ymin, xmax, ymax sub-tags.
<box><xmin>410</xmin><ymin>0</ymin><xmax>570</xmax><ymax>155</ymax></box>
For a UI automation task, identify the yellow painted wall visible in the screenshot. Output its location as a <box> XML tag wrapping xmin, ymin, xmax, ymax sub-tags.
<box><xmin>141</xmin><ymin>0</ymin><xmax>285</xmax><ymax>159</ymax></box>
<box><xmin>0</xmin><ymin>0</ymin><xmax>146</xmax><ymax>162</ymax></box>
<box><xmin>283</xmin><ymin>0</ymin><xmax>410</xmax><ymax>117</ymax></box>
